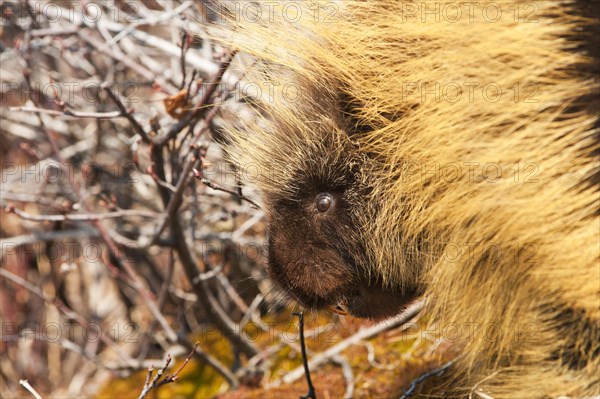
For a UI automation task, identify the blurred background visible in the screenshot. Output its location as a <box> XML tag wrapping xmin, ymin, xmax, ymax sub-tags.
<box><xmin>0</xmin><ymin>2</ymin><xmax>444</xmax><ymax>398</ymax></box>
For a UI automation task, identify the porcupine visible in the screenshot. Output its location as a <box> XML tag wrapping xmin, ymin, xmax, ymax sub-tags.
<box><xmin>212</xmin><ymin>1</ymin><xmax>599</xmax><ymax>397</ymax></box>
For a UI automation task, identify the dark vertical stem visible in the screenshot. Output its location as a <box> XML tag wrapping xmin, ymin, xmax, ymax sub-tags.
<box><xmin>294</xmin><ymin>311</ymin><xmax>317</xmax><ymax>399</ymax></box>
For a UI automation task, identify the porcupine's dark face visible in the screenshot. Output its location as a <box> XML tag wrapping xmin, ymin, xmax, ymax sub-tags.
<box><xmin>265</xmin><ymin>148</ymin><xmax>419</xmax><ymax>319</ymax></box>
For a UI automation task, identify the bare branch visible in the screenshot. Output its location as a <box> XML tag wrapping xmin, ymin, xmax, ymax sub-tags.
<box><xmin>8</xmin><ymin>106</ymin><xmax>121</xmax><ymax>119</ymax></box>
<box><xmin>3</xmin><ymin>203</ymin><xmax>160</xmax><ymax>222</ymax></box>
<box><xmin>275</xmin><ymin>300</ymin><xmax>426</xmax><ymax>386</ymax></box>
<box><xmin>137</xmin><ymin>342</ymin><xmax>201</xmax><ymax>399</ymax></box>
<box><xmin>102</xmin><ymin>85</ymin><xmax>154</xmax><ymax>144</ymax></box>
<box><xmin>19</xmin><ymin>380</ymin><xmax>43</xmax><ymax>399</ymax></box>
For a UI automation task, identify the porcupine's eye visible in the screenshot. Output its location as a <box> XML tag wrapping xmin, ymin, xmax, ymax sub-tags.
<box><xmin>315</xmin><ymin>193</ymin><xmax>334</xmax><ymax>213</ymax></box>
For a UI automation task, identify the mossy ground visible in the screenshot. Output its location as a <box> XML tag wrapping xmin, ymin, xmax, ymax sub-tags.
<box><xmin>98</xmin><ymin>311</ymin><xmax>453</xmax><ymax>398</ymax></box>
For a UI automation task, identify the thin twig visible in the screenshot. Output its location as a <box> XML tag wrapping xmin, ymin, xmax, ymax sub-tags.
<box><xmin>143</xmin><ymin>152</ymin><xmax>200</xmax><ymax>248</ymax></box>
<box><xmin>136</xmin><ymin>355</ymin><xmax>172</xmax><ymax>399</ymax></box>
<box><xmin>160</xmin><ymin>51</ymin><xmax>237</xmax><ymax>145</ymax></box>
<box><xmin>9</xmin><ymin>106</ymin><xmax>121</xmax><ymax>119</ymax></box>
<box><xmin>293</xmin><ymin>311</ymin><xmax>317</xmax><ymax>399</ymax></box>
<box><xmin>106</xmin><ymin>2</ymin><xmax>195</xmax><ymax>48</ymax></box>
<box><xmin>194</xmin><ymin>171</ymin><xmax>260</xmax><ymax>209</ymax></box>
<box><xmin>399</xmin><ymin>360</ymin><xmax>455</xmax><ymax>399</ymax></box>
<box><xmin>103</xmin><ymin>84</ymin><xmax>153</xmax><ymax>144</ymax></box>
<box><xmin>176</xmin><ymin>337</ymin><xmax>239</xmax><ymax>388</ymax></box>
<box><xmin>30</xmin><ymin>27</ymin><xmax>79</xmax><ymax>37</ymax></box>
<box><xmin>136</xmin><ymin>342</ymin><xmax>200</xmax><ymax>399</ymax></box>
<box><xmin>19</xmin><ymin>380</ymin><xmax>43</xmax><ymax>399</ymax></box>
<box><xmin>76</xmin><ymin>26</ymin><xmax>177</xmax><ymax>93</ymax></box>
<box><xmin>3</xmin><ymin>204</ymin><xmax>160</xmax><ymax>222</ymax></box>
<box><xmin>0</xmin><ymin>229</ymin><xmax>99</xmax><ymax>255</ymax></box>
<box><xmin>276</xmin><ymin>300</ymin><xmax>425</xmax><ymax>386</ymax></box>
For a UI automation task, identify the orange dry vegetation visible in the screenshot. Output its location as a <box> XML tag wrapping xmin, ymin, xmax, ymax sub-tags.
<box><xmin>99</xmin><ymin>311</ymin><xmax>450</xmax><ymax>398</ymax></box>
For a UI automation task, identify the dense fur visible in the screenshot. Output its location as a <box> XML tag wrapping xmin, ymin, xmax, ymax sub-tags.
<box><xmin>213</xmin><ymin>1</ymin><xmax>599</xmax><ymax>397</ymax></box>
